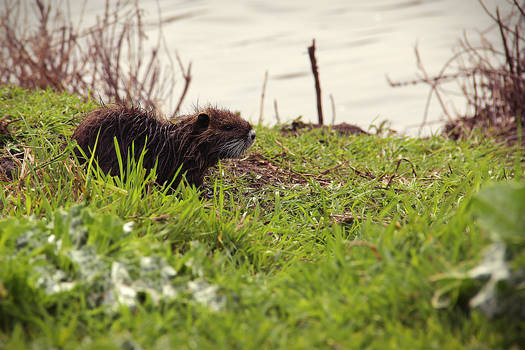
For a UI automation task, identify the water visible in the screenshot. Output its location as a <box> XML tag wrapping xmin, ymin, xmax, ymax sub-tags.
<box><xmin>73</xmin><ymin>0</ymin><xmax>507</xmax><ymax>133</ymax></box>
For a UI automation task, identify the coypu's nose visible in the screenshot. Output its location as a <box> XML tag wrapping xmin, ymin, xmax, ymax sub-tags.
<box><xmin>249</xmin><ymin>129</ymin><xmax>256</xmax><ymax>141</ymax></box>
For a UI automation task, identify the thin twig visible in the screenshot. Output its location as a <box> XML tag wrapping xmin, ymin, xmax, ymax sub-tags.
<box><xmin>273</xmin><ymin>99</ymin><xmax>280</xmax><ymax>124</ymax></box>
<box><xmin>478</xmin><ymin>0</ymin><xmax>524</xmax><ymax>40</ymax></box>
<box><xmin>172</xmin><ymin>51</ymin><xmax>192</xmax><ymax>117</ymax></box>
<box><xmin>414</xmin><ymin>45</ymin><xmax>454</xmax><ymax>121</ymax></box>
<box><xmin>329</xmin><ymin>93</ymin><xmax>336</xmax><ymax>124</ymax></box>
<box><xmin>513</xmin><ymin>0</ymin><xmax>525</xmax><ymax>17</ymax></box>
<box><xmin>258</xmin><ymin>70</ymin><xmax>268</xmax><ymax>125</ymax></box>
<box><xmin>496</xmin><ymin>8</ymin><xmax>514</xmax><ymax>74</ymax></box>
<box><xmin>319</xmin><ymin>160</ymin><xmax>348</xmax><ymax>175</ymax></box>
<box><xmin>380</xmin><ymin>158</ymin><xmax>418</xmax><ymax>190</ymax></box>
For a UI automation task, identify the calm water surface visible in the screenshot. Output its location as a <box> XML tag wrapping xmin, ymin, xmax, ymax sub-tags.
<box><xmin>73</xmin><ymin>0</ymin><xmax>506</xmax><ymax>133</ymax></box>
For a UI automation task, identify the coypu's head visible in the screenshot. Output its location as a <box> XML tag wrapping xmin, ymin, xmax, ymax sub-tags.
<box><xmin>180</xmin><ymin>106</ymin><xmax>256</xmax><ymax>161</ymax></box>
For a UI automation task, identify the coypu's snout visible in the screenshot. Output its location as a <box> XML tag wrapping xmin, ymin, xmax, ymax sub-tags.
<box><xmin>248</xmin><ymin>129</ymin><xmax>256</xmax><ymax>144</ymax></box>
<box><xmin>217</xmin><ymin>125</ymin><xmax>256</xmax><ymax>159</ymax></box>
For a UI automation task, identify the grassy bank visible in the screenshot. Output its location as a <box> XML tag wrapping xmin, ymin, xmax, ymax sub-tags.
<box><xmin>0</xmin><ymin>86</ymin><xmax>524</xmax><ymax>349</ymax></box>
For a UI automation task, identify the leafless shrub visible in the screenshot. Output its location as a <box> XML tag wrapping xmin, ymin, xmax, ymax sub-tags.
<box><xmin>388</xmin><ymin>0</ymin><xmax>524</xmax><ymax>143</ymax></box>
<box><xmin>0</xmin><ymin>0</ymin><xmax>191</xmax><ymax>116</ymax></box>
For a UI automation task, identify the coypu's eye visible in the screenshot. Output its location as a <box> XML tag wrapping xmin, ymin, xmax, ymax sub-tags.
<box><xmin>222</xmin><ymin>125</ymin><xmax>233</xmax><ymax>131</ymax></box>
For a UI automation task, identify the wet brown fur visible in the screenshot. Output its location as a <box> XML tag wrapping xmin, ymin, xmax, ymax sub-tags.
<box><xmin>73</xmin><ymin>105</ymin><xmax>254</xmax><ymax>188</ymax></box>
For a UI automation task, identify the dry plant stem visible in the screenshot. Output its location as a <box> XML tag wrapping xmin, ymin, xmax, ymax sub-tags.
<box><xmin>414</xmin><ymin>45</ymin><xmax>453</xmax><ymax>131</ymax></box>
<box><xmin>18</xmin><ymin>147</ymin><xmax>34</xmax><ymax>182</ymax></box>
<box><xmin>155</xmin><ymin>0</ymin><xmax>180</xmax><ymax>112</ymax></box>
<box><xmin>319</xmin><ymin>160</ymin><xmax>348</xmax><ymax>175</ymax></box>
<box><xmin>513</xmin><ymin>0</ymin><xmax>525</xmax><ymax>17</ymax></box>
<box><xmin>0</xmin><ymin>0</ymin><xmax>189</xmax><ymax>114</ymax></box>
<box><xmin>273</xmin><ymin>99</ymin><xmax>281</xmax><ymax>124</ymax></box>
<box><xmin>172</xmin><ymin>52</ymin><xmax>192</xmax><ymax>118</ymax></box>
<box><xmin>258</xmin><ymin>70</ymin><xmax>268</xmax><ymax>125</ymax></box>
<box><xmin>273</xmin><ymin>139</ymin><xmax>296</xmax><ymax>157</ymax></box>
<box><xmin>308</xmin><ymin>39</ymin><xmax>324</xmax><ymax>125</ymax></box>
<box><xmin>388</xmin><ymin>0</ymin><xmax>524</xmax><ymax>142</ymax></box>
<box><xmin>478</xmin><ymin>0</ymin><xmax>524</xmax><ymax>40</ymax></box>
<box><xmin>378</xmin><ymin>158</ymin><xmax>418</xmax><ymax>190</ymax></box>
<box><xmin>348</xmin><ymin>164</ymin><xmax>376</xmax><ymax>181</ymax></box>
<box><xmin>497</xmin><ymin>8</ymin><xmax>514</xmax><ymax>75</ymax></box>
<box><xmin>329</xmin><ymin>93</ymin><xmax>336</xmax><ymax>124</ymax></box>
<box><xmin>515</xmin><ymin>26</ymin><xmax>522</xmax><ymax>77</ymax></box>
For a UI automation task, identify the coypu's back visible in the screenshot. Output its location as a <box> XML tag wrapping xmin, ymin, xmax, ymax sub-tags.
<box><xmin>73</xmin><ymin>105</ymin><xmax>255</xmax><ymax>188</ymax></box>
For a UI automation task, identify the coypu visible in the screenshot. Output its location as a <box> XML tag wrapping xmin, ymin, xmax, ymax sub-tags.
<box><xmin>73</xmin><ymin>105</ymin><xmax>255</xmax><ymax>188</ymax></box>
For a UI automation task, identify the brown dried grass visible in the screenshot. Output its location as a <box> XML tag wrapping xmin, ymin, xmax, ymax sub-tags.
<box><xmin>0</xmin><ymin>0</ymin><xmax>191</xmax><ymax>116</ymax></box>
<box><xmin>388</xmin><ymin>0</ymin><xmax>524</xmax><ymax>144</ymax></box>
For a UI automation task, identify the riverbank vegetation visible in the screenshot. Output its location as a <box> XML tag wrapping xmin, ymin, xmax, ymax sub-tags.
<box><xmin>0</xmin><ymin>86</ymin><xmax>524</xmax><ymax>348</ymax></box>
<box><xmin>1</xmin><ymin>0</ymin><xmax>524</xmax><ymax>348</ymax></box>
<box><xmin>389</xmin><ymin>0</ymin><xmax>524</xmax><ymax>144</ymax></box>
<box><xmin>0</xmin><ymin>0</ymin><xmax>191</xmax><ymax>116</ymax></box>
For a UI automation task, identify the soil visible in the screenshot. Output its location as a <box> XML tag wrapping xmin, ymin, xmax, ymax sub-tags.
<box><xmin>220</xmin><ymin>152</ymin><xmax>337</xmax><ymax>189</ymax></box>
<box><xmin>221</xmin><ymin>152</ymin><xmax>308</xmax><ymax>188</ymax></box>
<box><xmin>0</xmin><ymin>114</ymin><xmax>18</xmax><ymax>147</ymax></box>
<box><xmin>0</xmin><ymin>155</ymin><xmax>19</xmax><ymax>180</ymax></box>
<box><xmin>0</xmin><ymin>115</ymin><xmax>21</xmax><ymax>180</ymax></box>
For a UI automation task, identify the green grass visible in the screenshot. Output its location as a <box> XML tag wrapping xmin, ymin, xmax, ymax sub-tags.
<box><xmin>0</xmin><ymin>86</ymin><xmax>524</xmax><ymax>349</ymax></box>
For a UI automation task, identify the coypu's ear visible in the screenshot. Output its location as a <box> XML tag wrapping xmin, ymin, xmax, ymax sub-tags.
<box><xmin>194</xmin><ymin>112</ymin><xmax>210</xmax><ymax>132</ymax></box>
